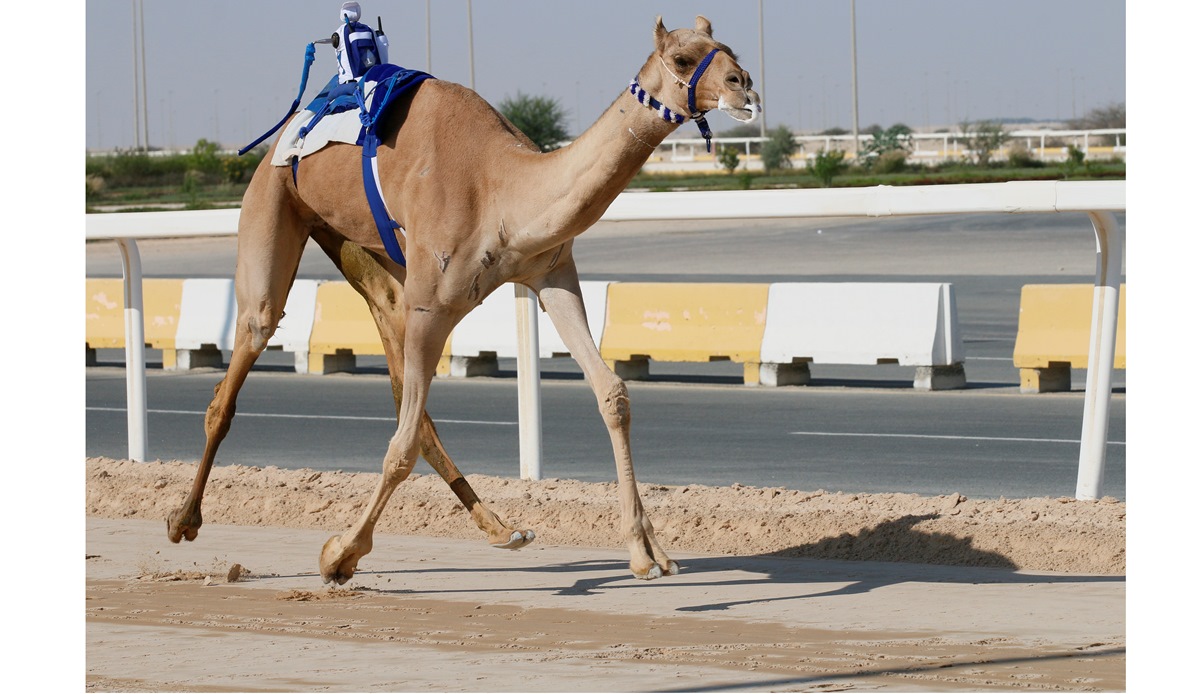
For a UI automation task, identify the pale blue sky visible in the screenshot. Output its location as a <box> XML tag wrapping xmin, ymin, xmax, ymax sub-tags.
<box><xmin>84</xmin><ymin>0</ymin><xmax>1126</xmax><ymax>151</ymax></box>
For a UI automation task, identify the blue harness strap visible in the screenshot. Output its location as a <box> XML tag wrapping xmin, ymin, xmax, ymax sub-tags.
<box><xmin>686</xmin><ymin>48</ymin><xmax>721</xmax><ymax>153</ymax></box>
<box><xmin>355</xmin><ymin>64</ymin><xmax>434</xmax><ymax>267</ymax></box>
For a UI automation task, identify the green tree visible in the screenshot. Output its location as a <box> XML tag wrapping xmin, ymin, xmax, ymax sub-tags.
<box><xmin>190</xmin><ymin>138</ymin><xmax>222</xmax><ymax>175</ymax></box>
<box><xmin>760</xmin><ymin>125</ymin><xmax>798</xmax><ymax>174</ymax></box>
<box><xmin>498</xmin><ymin>92</ymin><xmax>570</xmax><ymax>152</ymax></box>
<box><xmin>959</xmin><ymin>120</ymin><xmax>1009</xmax><ymax>167</ymax></box>
<box><xmin>860</xmin><ymin>123</ymin><xmax>913</xmax><ymax>172</ymax></box>
<box><xmin>718</xmin><ymin>145</ymin><xmax>741</xmax><ymax>174</ymax></box>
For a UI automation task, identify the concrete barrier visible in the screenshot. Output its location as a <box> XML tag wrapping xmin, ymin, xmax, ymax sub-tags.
<box><xmin>172</xmin><ymin>278</ymin><xmax>237</xmax><ymax>369</ymax></box>
<box><xmin>599</xmin><ymin>282</ymin><xmax>769</xmax><ymax>383</ymax></box>
<box><xmin>85</xmin><ymin>278</ymin><xmax>183</xmax><ymax>365</ymax></box>
<box><xmin>169</xmin><ymin>279</ymin><xmax>320</xmax><ymax>372</ymax></box>
<box><xmin>306</xmin><ymin>281</ymin><xmax>454</xmax><ymax>375</ymax></box>
<box><xmin>307</xmin><ymin>281</ymin><xmax>385</xmax><ymax>374</ymax></box>
<box><xmin>1013</xmin><ymin>284</ymin><xmax>1126</xmax><ymax>393</ymax></box>
<box><xmin>449</xmin><ymin>282</ymin><xmax>611</xmax><ymax>376</ymax></box>
<box><xmin>757</xmin><ymin>283</ymin><xmax>965</xmax><ymax>390</ymax></box>
<box><xmin>86</xmin><ymin>278</ymin><xmax>966</xmax><ymax>390</ymax></box>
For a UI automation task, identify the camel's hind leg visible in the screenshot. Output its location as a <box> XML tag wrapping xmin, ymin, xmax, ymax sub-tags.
<box><xmin>167</xmin><ymin>173</ymin><xmax>308</xmax><ymax>543</ymax></box>
<box><xmin>308</xmin><ymin>229</ymin><xmax>534</xmax><ymax>550</ymax></box>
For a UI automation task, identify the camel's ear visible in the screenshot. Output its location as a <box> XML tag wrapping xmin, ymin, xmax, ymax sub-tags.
<box><xmin>654</xmin><ymin>16</ymin><xmax>668</xmax><ymax>51</ymax></box>
<box><xmin>695</xmin><ymin>15</ymin><xmax>713</xmax><ymax>37</ymax></box>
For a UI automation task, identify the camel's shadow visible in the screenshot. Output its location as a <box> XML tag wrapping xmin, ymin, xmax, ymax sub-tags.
<box><xmin>357</xmin><ymin>513</ymin><xmax>1124</xmax><ymax>611</ymax></box>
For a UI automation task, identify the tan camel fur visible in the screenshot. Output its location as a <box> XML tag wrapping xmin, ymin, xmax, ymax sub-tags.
<box><xmin>166</xmin><ymin>15</ymin><xmax>760</xmax><ymax>583</ymax></box>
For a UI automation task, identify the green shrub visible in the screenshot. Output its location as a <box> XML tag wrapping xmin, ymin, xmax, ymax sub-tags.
<box><xmin>809</xmin><ymin>149</ymin><xmax>847</xmax><ymax>187</ymax></box>
<box><xmin>761</xmin><ymin>125</ymin><xmax>798</xmax><ymax>174</ymax></box>
<box><xmin>1061</xmin><ymin>145</ymin><xmax>1087</xmax><ymax>178</ymax></box>
<box><xmin>1007</xmin><ymin>143</ymin><xmax>1043</xmax><ymax>168</ymax></box>
<box><xmin>718</xmin><ymin>145</ymin><xmax>741</xmax><ymax>174</ymax></box>
<box><xmin>873</xmin><ymin>149</ymin><xmax>909</xmax><ymax>174</ymax></box>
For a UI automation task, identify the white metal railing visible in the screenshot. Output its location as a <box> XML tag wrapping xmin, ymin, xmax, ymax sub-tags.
<box><xmin>657</xmin><ymin>127</ymin><xmax>1126</xmax><ymax>164</ymax></box>
<box><xmin>85</xmin><ymin>181</ymin><xmax>1126</xmax><ymax>499</ymax></box>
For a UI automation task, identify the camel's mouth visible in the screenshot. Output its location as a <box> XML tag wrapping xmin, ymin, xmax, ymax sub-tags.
<box><xmin>719</xmin><ymin>97</ymin><xmax>761</xmax><ymax>123</ymax></box>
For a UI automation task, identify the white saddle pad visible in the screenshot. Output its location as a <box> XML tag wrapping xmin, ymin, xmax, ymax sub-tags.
<box><xmin>270</xmin><ymin>108</ymin><xmax>364</xmax><ymax>166</ymax></box>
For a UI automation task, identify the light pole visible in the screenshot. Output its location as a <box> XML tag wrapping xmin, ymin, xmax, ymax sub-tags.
<box><xmin>467</xmin><ymin>0</ymin><xmax>476</xmax><ymax>90</ymax></box>
<box><xmin>850</xmin><ymin>0</ymin><xmax>860</xmax><ymax>156</ymax></box>
<box><xmin>758</xmin><ymin>0</ymin><xmax>766</xmax><ymax>137</ymax></box>
<box><xmin>139</xmin><ymin>0</ymin><xmax>149</xmax><ymax>148</ymax></box>
<box><xmin>131</xmin><ymin>0</ymin><xmax>141</xmax><ymax>149</ymax></box>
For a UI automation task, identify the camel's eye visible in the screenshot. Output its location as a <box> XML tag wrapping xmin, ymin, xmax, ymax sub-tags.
<box><xmin>674</xmin><ymin>55</ymin><xmax>691</xmax><ymax>71</ymax></box>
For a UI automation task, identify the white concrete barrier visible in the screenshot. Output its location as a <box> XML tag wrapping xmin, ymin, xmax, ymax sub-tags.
<box><xmin>758</xmin><ymin>283</ymin><xmax>965</xmax><ymax>390</ymax></box>
<box><xmin>172</xmin><ymin>279</ymin><xmax>236</xmax><ymax>369</ymax></box>
<box><xmin>170</xmin><ymin>279</ymin><xmax>320</xmax><ymax>372</ymax></box>
<box><xmin>448</xmin><ymin>281</ymin><xmax>610</xmax><ymax>376</ymax></box>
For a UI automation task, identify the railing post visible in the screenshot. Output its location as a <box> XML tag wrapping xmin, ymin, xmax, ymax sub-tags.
<box><xmin>116</xmin><ymin>238</ymin><xmax>148</xmax><ymax>462</ymax></box>
<box><xmin>514</xmin><ymin>283</ymin><xmax>543</xmax><ymax>480</ymax></box>
<box><xmin>1075</xmin><ymin>211</ymin><xmax>1123</xmax><ymax>500</ymax></box>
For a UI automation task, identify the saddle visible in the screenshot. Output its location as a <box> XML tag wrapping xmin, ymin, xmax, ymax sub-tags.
<box><xmin>244</xmin><ymin>60</ymin><xmax>433</xmax><ymax>267</ymax></box>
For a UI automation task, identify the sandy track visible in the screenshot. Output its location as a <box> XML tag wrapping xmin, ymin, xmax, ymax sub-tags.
<box><xmin>86</xmin><ymin>457</ymin><xmax>1125</xmax><ymax>691</ymax></box>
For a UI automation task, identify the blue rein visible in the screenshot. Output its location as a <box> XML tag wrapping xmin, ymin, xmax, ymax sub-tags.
<box><xmin>239</xmin><ymin>42</ymin><xmax>318</xmax><ymax>156</ymax></box>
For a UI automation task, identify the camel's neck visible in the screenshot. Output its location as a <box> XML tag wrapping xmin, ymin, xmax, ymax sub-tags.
<box><xmin>511</xmin><ymin>64</ymin><xmax>684</xmax><ymax>250</ymax></box>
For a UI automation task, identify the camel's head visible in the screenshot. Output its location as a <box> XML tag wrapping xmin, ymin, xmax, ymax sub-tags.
<box><xmin>649</xmin><ymin>15</ymin><xmax>761</xmax><ymax>124</ymax></box>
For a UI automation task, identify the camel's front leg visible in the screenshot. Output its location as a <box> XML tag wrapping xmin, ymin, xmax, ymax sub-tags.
<box><xmin>319</xmin><ymin>307</ymin><xmax>452</xmax><ymax>584</ymax></box>
<box><xmin>532</xmin><ymin>266</ymin><xmax>677</xmax><ymax>579</ymax></box>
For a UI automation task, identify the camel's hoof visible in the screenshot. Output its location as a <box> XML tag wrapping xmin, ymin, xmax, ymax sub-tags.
<box><xmin>166</xmin><ymin>508</ymin><xmax>201</xmax><ymax>544</ymax></box>
<box><xmin>491</xmin><ymin>529</ymin><xmax>536</xmax><ymax>550</ymax></box>
<box><xmin>633</xmin><ymin>563</ymin><xmax>664</xmax><ymax>581</ymax></box>
<box><xmin>319</xmin><ymin>535</ymin><xmax>359</xmax><ymax>585</ymax></box>
<box><xmin>631</xmin><ymin>560</ymin><xmax>678</xmax><ymax>580</ymax></box>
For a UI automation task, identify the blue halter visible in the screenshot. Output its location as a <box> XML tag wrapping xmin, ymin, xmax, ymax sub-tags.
<box><xmin>629</xmin><ymin>48</ymin><xmax>721</xmax><ymax>151</ymax></box>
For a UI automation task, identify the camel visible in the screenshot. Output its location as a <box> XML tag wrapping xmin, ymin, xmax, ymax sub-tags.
<box><xmin>165</xmin><ymin>15</ymin><xmax>760</xmax><ymax>583</ymax></box>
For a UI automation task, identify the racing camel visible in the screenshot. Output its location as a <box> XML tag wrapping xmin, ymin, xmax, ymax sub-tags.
<box><xmin>166</xmin><ymin>15</ymin><xmax>761</xmax><ymax>583</ymax></box>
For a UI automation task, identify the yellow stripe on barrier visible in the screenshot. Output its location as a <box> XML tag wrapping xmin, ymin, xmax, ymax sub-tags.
<box><xmin>1013</xmin><ymin>284</ymin><xmax>1126</xmax><ymax>392</ymax></box>
<box><xmin>85</xmin><ymin>278</ymin><xmax>184</xmax><ymax>356</ymax></box>
<box><xmin>599</xmin><ymin>283</ymin><xmax>769</xmax><ymax>382</ymax></box>
<box><xmin>308</xmin><ymin>281</ymin><xmax>452</xmax><ymax>375</ymax></box>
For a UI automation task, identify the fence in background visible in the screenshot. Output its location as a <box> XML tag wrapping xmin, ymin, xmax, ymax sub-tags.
<box><xmin>651</xmin><ymin>128</ymin><xmax>1126</xmax><ymax>171</ymax></box>
<box><xmin>85</xmin><ymin>181</ymin><xmax>1126</xmax><ymax>499</ymax></box>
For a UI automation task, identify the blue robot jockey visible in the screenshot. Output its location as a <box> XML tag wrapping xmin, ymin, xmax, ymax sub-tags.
<box><xmin>331</xmin><ymin>1</ymin><xmax>390</xmax><ymax>83</ymax></box>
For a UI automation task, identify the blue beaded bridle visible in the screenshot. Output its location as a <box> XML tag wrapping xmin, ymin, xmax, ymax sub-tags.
<box><xmin>628</xmin><ymin>47</ymin><xmax>722</xmax><ymax>152</ymax></box>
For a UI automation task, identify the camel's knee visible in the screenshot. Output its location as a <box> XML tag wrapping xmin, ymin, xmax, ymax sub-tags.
<box><xmin>382</xmin><ymin>431</ymin><xmax>420</xmax><ymax>483</ymax></box>
<box><xmin>597</xmin><ymin>378</ymin><xmax>632</xmax><ymax>431</ymax></box>
<box><xmin>243</xmin><ymin>301</ymin><xmax>283</xmax><ymax>352</ymax></box>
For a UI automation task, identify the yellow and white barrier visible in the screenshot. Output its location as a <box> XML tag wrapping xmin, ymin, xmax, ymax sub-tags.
<box><xmin>1013</xmin><ymin>284</ymin><xmax>1126</xmax><ymax>393</ymax></box>
<box><xmin>87</xmin><ymin>278</ymin><xmax>967</xmax><ymax>390</ymax></box>
<box><xmin>449</xmin><ymin>281</ymin><xmax>610</xmax><ymax>376</ymax></box>
<box><xmin>599</xmin><ymin>282</ymin><xmax>770</xmax><ymax>383</ymax></box>
<box><xmin>86</xmin><ymin>278</ymin><xmax>184</xmax><ymax>366</ymax></box>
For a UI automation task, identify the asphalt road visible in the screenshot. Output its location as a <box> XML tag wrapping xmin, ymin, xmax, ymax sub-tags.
<box><xmin>85</xmin><ymin>212</ymin><xmax>1127</xmax><ymax>500</ymax></box>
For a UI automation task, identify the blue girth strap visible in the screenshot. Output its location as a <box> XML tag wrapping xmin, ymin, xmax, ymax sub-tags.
<box><xmin>355</xmin><ymin>64</ymin><xmax>434</xmax><ymax>267</ymax></box>
<box><xmin>239</xmin><ymin>43</ymin><xmax>318</xmax><ymax>156</ymax></box>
